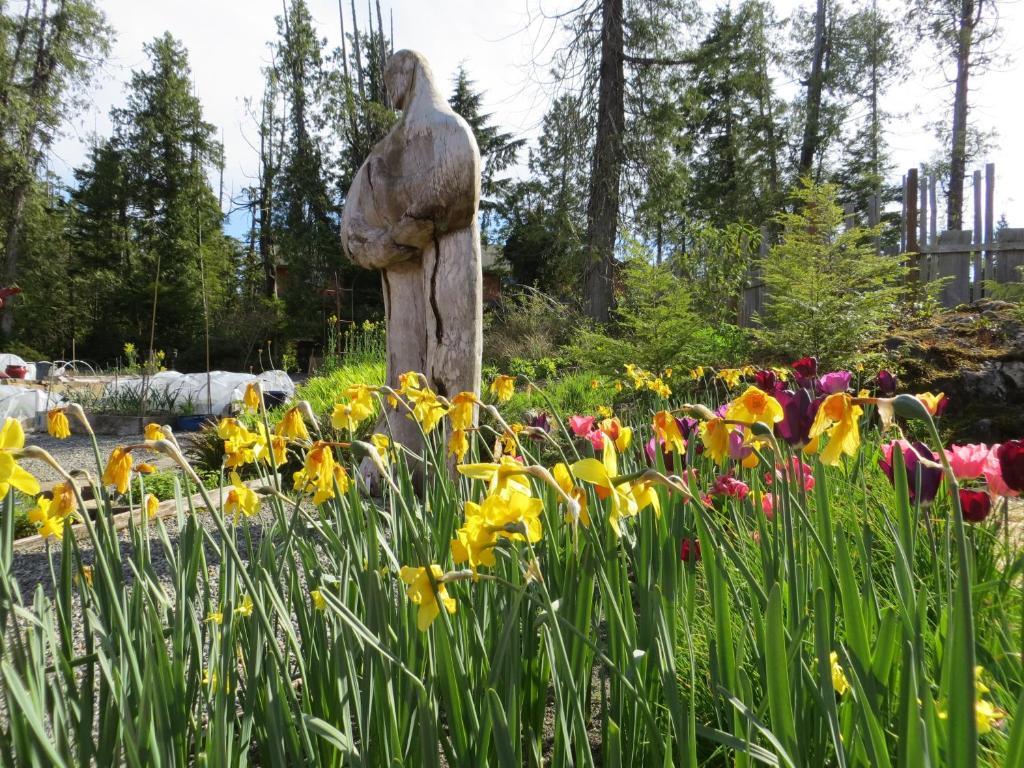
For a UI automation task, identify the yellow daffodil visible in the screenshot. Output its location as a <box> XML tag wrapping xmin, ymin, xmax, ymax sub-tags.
<box><xmin>136</xmin><ymin>462</ymin><xmax>156</xmax><ymax>474</ymax></box>
<box><xmin>49</xmin><ymin>482</ymin><xmax>76</xmax><ymax>519</ymax></box>
<box><xmin>311</xmin><ymin>589</ymin><xmax>327</xmax><ymax>611</ymax></box>
<box><xmin>663</xmin><ymin>367</ymin><xmax>673</xmax><ymax>378</ymax></box>
<box><xmin>47</xmin><ymin>409</ymin><xmax>70</xmax><ymax>439</ymax></box>
<box><xmin>653</xmin><ymin>411</ymin><xmax>685</xmax><ymax>453</ymax></box>
<box><xmin>809</xmin><ymin>393</ymin><xmax>863</xmax><ymax>466</ymax></box>
<box><xmin>224</xmin><ymin>434</ymin><xmax>257</xmax><ymax>468</ymax></box>
<box><xmin>700</xmin><ymin>418</ymin><xmax>730</xmax><ymax>466</ymax></box>
<box><xmin>571</xmin><ymin>441</ymin><xmax>639</xmax><ymax>536</ymax></box>
<box><xmin>0</xmin><ymin>418</ymin><xmax>38</xmax><ymax>500</ymax></box>
<box><xmin>234</xmin><ymin>595</ymin><xmax>254</xmax><ymax>618</ymax></box>
<box><xmin>206</xmin><ymin>611</ymin><xmax>223</xmax><ymax>625</ymax></box>
<box><xmin>651</xmin><ymin>378</ymin><xmax>672</xmax><ymax>398</ymax></box>
<box><xmin>370</xmin><ymin>433</ymin><xmax>392</xmax><ymax>465</ymax></box>
<box><xmin>405</xmin><ymin>386</ymin><xmax>447</xmax><ymax>433</ymax></box>
<box><xmin>448</xmin><ymin>429</ymin><xmax>470</xmax><ymax>461</ymax></box>
<box><xmin>937</xmin><ymin>698</ymin><xmax>1007</xmax><ymax>736</ymax></box>
<box><xmin>225</xmin><ymin>471</ymin><xmax>259</xmax><ymax>521</ymax></box>
<box><xmin>331</xmin><ymin>401</ymin><xmax>368</xmax><ymax>433</ymax></box>
<box><xmin>28</xmin><ymin>498</ymin><xmax>64</xmax><ymax>540</ymax></box>
<box><xmin>614</xmin><ymin>380</ymin><xmax>623</xmax><ymax>392</ymax></box>
<box><xmin>631</xmin><ymin>480</ymin><xmax>661</xmax><ymax>517</ymax></box>
<box><xmin>717</xmin><ymin>368</ymin><xmax>742</xmax><ymax>388</ymax></box>
<box><xmin>597</xmin><ymin>405</ymin><xmax>613</xmax><ymax>419</ymax></box>
<box><xmin>829</xmin><ymin>652</ymin><xmax>850</xmax><ymax>696</ymax></box>
<box><xmin>489</xmin><ymin>374</ymin><xmax>515</xmax><ymax>402</ymax></box>
<box><xmin>591</xmin><ymin>378</ymin><xmax>600</xmax><ymax>390</ymax></box>
<box><xmin>552</xmin><ymin>462</ymin><xmax>590</xmax><ymax>526</ymax></box>
<box><xmin>243</xmin><ymin>382</ymin><xmax>261</xmax><ymax>413</ymax></box>
<box><xmin>451</xmin><ymin>487</ymin><xmax>543</xmax><ymax>574</ymax></box>
<box><xmin>726</xmin><ymin>386</ymin><xmax>784</xmax><ymax>427</ymax></box>
<box><xmin>690</xmin><ymin>366</ymin><xmax>705</xmax><ymax>380</ymax></box>
<box><xmin>102</xmin><ymin>447</ymin><xmax>133</xmax><ymax>494</ymax></box>
<box><xmin>399</xmin><ymin>564</ymin><xmax>457</xmax><ymax>631</ymax></box>
<box><xmin>144</xmin><ymin>423</ymin><xmax>164</xmax><ymax>441</ymax></box>
<box><xmin>458</xmin><ymin>456</ymin><xmax>532</xmax><ymax>496</ymax></box>
<box><xmin>216</xmin><ymin>418</ymin><xmax>247</xmax><ymax>442</ymax></box>
<box><xmin>275</xmin><ymin>407</ymin><xmax>310</xmax><ymax>441</ymax></box>
<box><xmin>144</xmin><ymin>493</ymin><xmax>159</xmax><ymax>519</ymax></box>
<box><xmin>293</xmin><ymin>442</ymin><xmax>349</xmax><ymax>504</ymax></box>
<box><xmin>449</xmin><ymin>391</ymin><xmax>476</xmax><ymax>431</ymax></box>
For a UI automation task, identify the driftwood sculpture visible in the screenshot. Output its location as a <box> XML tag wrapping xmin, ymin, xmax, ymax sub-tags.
<box><xmin>341</xmin><ymin>49</ymin><xmax>483</xmax><ymax>465</ymax></box>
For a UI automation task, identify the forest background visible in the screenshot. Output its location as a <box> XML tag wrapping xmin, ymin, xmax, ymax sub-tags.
<box><xmin>0</xmin><ymin>0</ymin><xmax>1016</xmax><ymax>374</ymax></box>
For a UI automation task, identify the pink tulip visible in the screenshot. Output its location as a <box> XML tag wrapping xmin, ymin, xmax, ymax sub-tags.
<box><xmin>983</xmin><ymin>446</ymin><xmax>1020</xmax><ymax>498</ymax></box>
<box><xmin>711</xmin><ymin>474</ymin><xmax>750</xmax><ymax>500</ymax></box>
<box><xmin>569</xmin><ymin>415</ymin><xmax>595</xmax><ymax>437</ymax></box>
<box><xmin>765</xmin><ymin>458</ymin><xmax>815</xmax><ymax>491</ymax></box>
<box><xmin>945</xmin><ymin>443</ymin><xmax>990</xmax><ymax>480</ymax></box>
<box><xmin>761</xmin><ymin>492</ymin><xmax>774</xmax><ymax>520</ymax></box>
<box><xmin>585</xmin><ymin>429</ymin><xmax>605</xmax><ymax>451</ymax></box>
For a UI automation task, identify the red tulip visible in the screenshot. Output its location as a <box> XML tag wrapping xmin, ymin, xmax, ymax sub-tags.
<box><xmin>680</xmin><ymin>537</ymin><xmax>701</xmax><ymax>563</ymax></box>
<box><xmin>958</xmin><ymin>489</ymin><xmax>992</xmax><ymax>523</ymax></box>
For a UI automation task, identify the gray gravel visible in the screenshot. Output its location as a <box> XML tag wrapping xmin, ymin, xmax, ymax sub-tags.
<box><xmin>23</xmin><ymin>433</ymin><xmax>129</xmax><ymax>485</ymax></box>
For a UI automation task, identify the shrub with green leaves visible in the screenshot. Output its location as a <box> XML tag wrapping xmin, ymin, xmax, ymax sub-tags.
<box><xmin>755</xmin><ymin>180</ymin><xmax>907</xmax><ymax>367</ymax></box>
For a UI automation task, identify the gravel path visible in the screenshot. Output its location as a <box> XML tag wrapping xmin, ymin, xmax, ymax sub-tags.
<box><xmin>23</xmin><ymin>432</ymin><xmax>190</xmax><ymax>486</ymax></box>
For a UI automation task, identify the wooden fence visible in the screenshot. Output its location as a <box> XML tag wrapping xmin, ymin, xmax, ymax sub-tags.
<box><xmin>740</xmin><ymin>162</ymin><xmax>1024</xmax><ymax>326</ymax></box>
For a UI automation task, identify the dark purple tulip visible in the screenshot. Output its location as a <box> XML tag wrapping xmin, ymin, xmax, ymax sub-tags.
<box><xmin>934</xmin><ymin>394</ymin><xmax>950</xmax><ymax>417</ymax></box>
<box><xmin>755</xmin><ymin>369</ymin><xmax>778</xmax><ymax>393</ymax></box>
<box><xmin>997</xmin><ymin>440</ymin><xmax>1024</xmax><ymax>492</ymax></box>
<box><xmin>792</xmin><ymin>357</ymin><xmax>818</xmax><ymax>389</ymax></box>
<box><xmin>526</xmin><ymin>411</ymin><xmax>550</xmax><ymax>440</ymax></box>
<box><xmin>817</xmin><ymin>371</ymin><xmax>852</xmax><ymax>394</ymax></box>
<box><xmin>677</xmin><ymin>416</ymin><xmax>698</xmax><ymax>440</ymax></box>
<box><xmin>877</xmin><ymin>370</ymin><xmax>897</xmax><ymax>397</ymax></box>
<box><xmin>879</xmin><ymin>440</ymin><xmax>943</xmax><ymax>506</ymax></box>
<box><xmin>645</xmin><ymin>436</ymin><xmax>677</xmax><ymax>472</ymax></box>
<box><xmin>774</xmin><ymin>388</ymin><xmax>821</xmax><ymax>447</ymax></box>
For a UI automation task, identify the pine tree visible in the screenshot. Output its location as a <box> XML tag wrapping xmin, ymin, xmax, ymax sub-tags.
<box><xmin>67</xmin><ymin>34</ymin><xmax>234</xmax><ymax>363</ymax></box>
<box><xmin>0</xmin><ymin>0</ymin><xmax>112</xmax><ymax>336</ymax></box>
<box><xmin>448</xmin><ymin>65</ymin><xmax>525</xmax><ymax>241</ymax></box>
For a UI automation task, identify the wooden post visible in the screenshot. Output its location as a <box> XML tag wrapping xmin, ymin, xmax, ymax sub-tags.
<box><xmin>919</xmin><ymin>173</ymin><xmax>928</xmax><ymax>249</ymax></box>
<box><xmin>928</xmin><ymin>175</ymin><xmax>937</xmax><ymax>242</ymax></box>
<box><xmin>919</xmin><ymin>172</ymin><xmax>929</xmax><ymax>281</ymax></box>
<box><xmin>906</xmin><ymin>167</ymin><xmax>919</xmax><ymax>255</ymax></box>
<box><xmin>973</xmin><ymin>169</ymin><xmax>982</xmax><ymax>299</ymax></box>
<box><xmin>934</xmin><ymin>230</ymin><xmax>972</xmax><ymax>307</ymax></box>
<box><xmin>985</xmin><ymin>162</ymin><xmax>995</xmax><ymax>286</ymax></box>
<box><xmin>900</xmin><ymin>176</ymin><xmax>907</xmax><ymax>252</ymax></box>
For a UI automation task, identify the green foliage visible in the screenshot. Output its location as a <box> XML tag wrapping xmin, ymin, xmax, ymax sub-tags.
<box><xmin>568</xmin><ymin>254</ymin><xmax>747</xmax><ymax>375</ymax></box>
<box><xmin>484</xmin><ymin>288</ymin><xmax>579</xmax><ymax>371</ymax></box>
<box><xmin>756</xmin><ymin>180</ymin><xmax>907</xmax><ymax>367</ymax></box>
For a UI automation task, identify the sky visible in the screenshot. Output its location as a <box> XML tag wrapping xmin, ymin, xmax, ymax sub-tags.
<box><xmin>49</xmin><ymin>0</ymin><xmax>1024</xmax><ymax>238</ymax></box>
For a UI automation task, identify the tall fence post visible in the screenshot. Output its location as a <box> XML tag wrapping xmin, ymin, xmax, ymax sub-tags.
<box><xmin>906</xmin><ymin>168</ymin><xmax>919</xmax><ymax>282</ymax></box>
<box><xmin>934</xmin><ymin>230</ymin><xmax>972</xmax><ymax>307</ymax></box>
<box><xmin>995</xmin><ymin>229</ymin><xmax>1024</xmax><ymax>285</ymax></box>
<box><xmin>973</xmin><ymin>169</ymin><xmax>983</xmax><ymax>299</ymax></box>
<box><xmin>985</xmin><ymin>163</ymin><xmax>995</xmax><ymax>285</ymax></box>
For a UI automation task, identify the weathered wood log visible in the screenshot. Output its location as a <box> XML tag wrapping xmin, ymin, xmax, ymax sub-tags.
<box><xmin>341</xmin><ymin>50</ymin><xmax>482</xmax><ymax>482</ymax></box>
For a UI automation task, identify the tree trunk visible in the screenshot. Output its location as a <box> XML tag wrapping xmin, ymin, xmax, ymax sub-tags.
<box><xmin>583</xmin><ymin>0</ymin><xmax>624</xmax><ymax>324</ymax></box>
<box><xmin>258</xmin><ymin>91</ymin><xmax>277</xmax><ymax>298</ymax></box>
<box><xmin>797</xmin><ymin>0</ymin><xmax>827</xmax><ymax>179</ymax></box>
<box><xmin>947</xmin><ymin>0</ymin><xmax>974</xmax><ymax>231</ymax></box>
